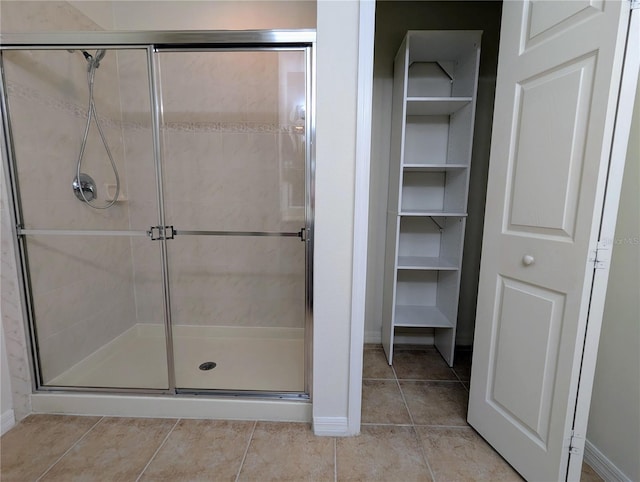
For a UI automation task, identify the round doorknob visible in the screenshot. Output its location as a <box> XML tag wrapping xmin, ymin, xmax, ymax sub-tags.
<box><xmin>522</xmin><ymin>255</ymin><xmax>535</xmax><ymax>266</ymax></box>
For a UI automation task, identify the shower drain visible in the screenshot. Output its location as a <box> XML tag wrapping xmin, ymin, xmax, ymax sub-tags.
<box><xmin>199</xmin><ymin>361</ymin><xmax>217</xmax><ymax>371</ymax></box>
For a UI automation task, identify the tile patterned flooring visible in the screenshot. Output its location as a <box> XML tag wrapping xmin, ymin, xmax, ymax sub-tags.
<box><xmin>0</xmin><ymin>344</ymin><xmax>602</xmax><ymax>481</ymax></box>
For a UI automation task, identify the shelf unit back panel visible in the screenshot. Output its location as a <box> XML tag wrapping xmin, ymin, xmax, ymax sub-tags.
<box><xmin>395</xmin><ymin>270</ymin><xmax>438</xmax><ymax>306</ymax></box>
<box><xmin>407</xmin><ymin>62</ymin><xmax>452</xmax><ymax>97</ymax></box>
<box><xmin>395</xmin><ymin>270</ymin><xmax>461</xmax><ymax>319</ymax></box>
<box><xmin>400</xmin><ymin>170</ymin><xmax>468</xmax><ymax>213</ymax></box>
<box><xmin>404</xmin><ymin>116</ymin><xmax>450</xmax><ymax>165</ymax></box>
<box><xmin>397</xmin><ymin>216</ymin><xmax>464</xmax><ymax>264</ymax></box>
<box><xmin>407</xmin><ymin>30</ymin><xmax>481</xmax><ymax>98</ymax></box>
<box><xmin>398</xmin><ymin>216</ymin><xmax>442</xmax><ymax>258</ymax></box>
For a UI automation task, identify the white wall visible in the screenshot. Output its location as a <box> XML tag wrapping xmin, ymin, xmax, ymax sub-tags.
<box><xmin>586</xmin><ymin>79</ymin><xmax>640</xmax><ymax>482</ymax></box>
<box><xmin>108</xmin><ymin>1</ymin><xmax>315</xmax><ymax>30</ymax></box>
<box><xmin>366</xmin><ymin>1</ymin><xmax>502</xmax><ymax>345</ymax></box>
<box><xmin>312</xmin><ymin>0</ymin><xmax>360</xmax><ymax>434</ymax></box>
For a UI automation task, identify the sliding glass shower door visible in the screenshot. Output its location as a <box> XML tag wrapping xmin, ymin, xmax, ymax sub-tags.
<box><xmin>2</xmin><ymin>48</ymin><xmax>170</xmax><ymax>390</ymax></box>
<box><xmin>2</xmin><ymin>34</ymin><xmax>313</xmax><ymax>396</ymax></box>
<box><xmin>157</xmin><ymin>49</ymin><xmax>310</xmax><ymax>392</ymax></box>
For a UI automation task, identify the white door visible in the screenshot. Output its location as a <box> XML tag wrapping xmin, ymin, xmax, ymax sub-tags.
<box><xmin>468</xmin><ymin>1</ymin><xmax>633</xmax><ymax>481</ymax></box>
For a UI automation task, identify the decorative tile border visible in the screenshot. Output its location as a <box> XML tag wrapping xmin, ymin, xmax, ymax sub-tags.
<box><xmin>7</xmin><ymin>81</ymin><xmax>302</xmax><ymax>134</ymax></box>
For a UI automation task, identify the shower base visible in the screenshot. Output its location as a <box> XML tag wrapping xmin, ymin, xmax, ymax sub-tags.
<box><xmin>47</xmin><ymin>324</ymin><xmax>305</xmax><ymax>393</ymax></box>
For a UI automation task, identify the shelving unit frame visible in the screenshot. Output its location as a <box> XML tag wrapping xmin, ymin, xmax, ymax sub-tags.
<box><xmin>382</xmin><ymin>30</ymin><xmax>481</xmax><ymax>366</ymax></box>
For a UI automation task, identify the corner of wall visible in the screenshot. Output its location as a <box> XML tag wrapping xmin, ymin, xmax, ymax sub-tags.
<box><xmin>584</xmin><ymin>440</ymin><xmax>633</xmax><ymax>482</ymax></box>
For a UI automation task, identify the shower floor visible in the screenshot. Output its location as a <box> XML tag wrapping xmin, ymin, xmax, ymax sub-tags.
<box><xmin>47</xmin><ymin>324</ymin><xmax>305</xmax><ymax>392</ymax></box>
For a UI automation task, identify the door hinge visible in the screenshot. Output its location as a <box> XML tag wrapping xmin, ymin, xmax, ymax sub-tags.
<box><xmin>569</xmin><ymin>431</ymin><xmax>584</xmax><ymax>455</ymax></box>
<box><xmin>148</xmin><ymin>225</ymin><xmax>175</xmax><ymax>241</ymax></box>
<box><xmin>588</xmin><ymin>241</ymin><xmax>610</xmax><ymax>270</ymax></box>
<box><xmin>631</xmin><ymin>0</ymin><xmax>639</xmax><ymax>10</ymax></box>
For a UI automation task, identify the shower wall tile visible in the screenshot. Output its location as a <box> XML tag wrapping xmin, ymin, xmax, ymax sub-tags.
<box><xmin>1</xmin><ymin>170</ymin><xmax>33</xmax><ymax>421</ymax></box>
<box><xmin>0</xmin><ymin>1</ymin><xmax>103</xmax><ymax>33</ymax></box>
<box><xmin>167</xmin><ymin>238</ymin><xmax>305</xmax><ymax>328</ymax></box>
<box><xmin>6</xmin><ymin>80</ymin><xmax>130</xmax><ymax>230</ymax></box>
<box><xmin>116</xmin><ymin>50</ymin><xmax>152</xmax><ymax>121</ymax></box>
<box><xmin>128</xmin><ymin>238</ymin><xmax>164</xmax><ymax>324</ymax></box>
<box><xmin>26</xmin><ymin>236</ymin><xmax>137</xmax><ymax>381</ymax></box>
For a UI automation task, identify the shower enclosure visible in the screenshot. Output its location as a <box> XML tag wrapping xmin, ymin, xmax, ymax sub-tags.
<box><xmin>1</xmin><ymin>31</ymin><xmax>314</xmax><ymax>398</ymax></box>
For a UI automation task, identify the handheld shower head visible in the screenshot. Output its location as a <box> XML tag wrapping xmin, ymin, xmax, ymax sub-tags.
<box><xmin>79</xmin><ymin>49</ymin><xmax>106</xmax><ymax>70</ymax></box>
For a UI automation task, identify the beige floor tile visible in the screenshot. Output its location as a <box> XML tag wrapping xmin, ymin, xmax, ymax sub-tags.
<box><xmin>238</xmin><ymin>422</ymin><xmax>334</xmax><ymax>481</ymax></box>
<box><xmin>581</xmin><ymin>462</ymin><xmax>604</xmax><ymax>482</ymax></box>
<box><xmin>363</xmin><ymin>347</ymin><xmax>394</xmax><ymax>379</ymax></box>
<box><xmin>139</xmin><ymin>419</ymin><xmax>254</xmax><ymax>481</ymax></box>
<box><xmin>0</xmin><ymin>414</ymin><xmax>101</xmax><ymax>482</ymax></box>
<box><xmin>337</xmin><ymin>425</ymin><xmax>432</xmax><ymax>481</ymax></box>
<box><xmin>401</xmin><ymin>381</ymin><xmax>468</xmax><ymax>426</ymax></box>
<box><xmin>393</xmin><ymin>349</ymin><xmax>458</xmax><ymax>381</ymax></box>
<box><xmin>361</xmin><ymin>379</ymin><xmax>412</xmax><ymax>424</ymax></box>
<box><xmin>417</xmin><ymin>426</ymin><xmax>523</xmax><ymax>481</ymax></box>
<box><xmin>40</xmin><ymin>417</ymin><xmax>176</xmax><ymax>481</ymax></box>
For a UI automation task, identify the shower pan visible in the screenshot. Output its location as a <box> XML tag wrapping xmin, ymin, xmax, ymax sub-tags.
<box><xmin>0</xmin><ymin>31</ymin><xmax>315</xmax><ymax>399</ymax></box>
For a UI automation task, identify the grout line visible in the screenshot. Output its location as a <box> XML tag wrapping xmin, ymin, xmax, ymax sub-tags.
<box><xmin>413</xmin><ymin>424</ymin><xmax>437</xmax><ymax>482</ymax></box>
<box><xmin>392</xmin><ymin>365</ymin><xmax>415</xmax><ymax>426</ymax></box>
<box><xmin>360</xmin><ymin>422</ymin><xmax>414</xmax><ymax>427</ymax></box>
<box><xmin>36</xmin><ymin>416</ymin><xmax>105</xmax><ymax>481</ymax></box>
<box><xmin>451</xmin><ymin>366</ymin><xmax>470</xmax><ymax>385</ymax></box>
<box><xmin>413</xmin><ymin>424</ymin><xmax>472</xmax><ymax>429</ymax></box>
<box><xmin>334</xmin><ymin>437</ymin><xmax>338</xmax><ymax>482</ymax></box>
<box><xmin>362</xmin><ymin>377</ymin><xmax>397</xmax><ymax>381</ymax></box>
<box><xmin>135</xmin><ymin>418</ymin><xmax>180</xmax><ymax>482</ymax></box>
<box><xmin>394</xmin><ymin>366</ymin><xmax>437</xmax><ymax>482</ymax></box>
<box><xmin>234</xmin><ymin>420</ymin><xmax>257</xmax><ymax>482</ymax></box>
<box><xmin>394</xmin><ymin>377</ymin><xmax>462</xmax><ymax>383</ymax></box>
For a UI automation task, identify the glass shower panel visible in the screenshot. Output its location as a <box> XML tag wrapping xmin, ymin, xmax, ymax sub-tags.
<box><xmin>3</xmin><ymin>49</ymin><xmax>168</xmax><ymax>389</ymax></box>
<box><xmin>158</xmin><ymin>49</ymin><xmax>307</xmax><ymax>392</ymax></box>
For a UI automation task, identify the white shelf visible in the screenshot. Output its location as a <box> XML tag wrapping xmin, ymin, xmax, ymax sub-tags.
<box><xmin>394</xmin><ymin>305</ymin><xmax>454</xmax><ymax>328</ymax></box>
<box><xmin>406</xmin><ymin>97</ymin><xmax>472</xmax><ymax>115</ymax></box>
<box><xmin>397</xmin><ymin>256</ymin><xmax>459</xmax><ymax>270</ymax></box>
<box><xmin>403</xmin><ymin>163</ymin><xmax>468</xmax><ymax>172</ymax></box>
<box><xmin>399</xmin><ymin>209</ymin><xmax>467</xmax><ymax>217</ymax></box>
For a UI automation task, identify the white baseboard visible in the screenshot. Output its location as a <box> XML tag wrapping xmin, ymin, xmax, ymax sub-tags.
<box><xmin>584</xmin><ymin>439</ymin><xmax>632</xmax><ymax>482</ymax></box>
<box><xmin>1</xmin><ymin>409</ymin><xmax>15</xmax><ymax>435</ymax></box>
<box><xmin>313</xmin><ymin>416</ymin><xmax>349</xmax><ymax>436</ymax></box>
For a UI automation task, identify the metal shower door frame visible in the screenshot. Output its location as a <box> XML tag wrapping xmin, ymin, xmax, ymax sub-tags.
<box><xmin>0</xmin><ymin>30</ymin><xmax>316</xmax><ymax>400</ymax></box>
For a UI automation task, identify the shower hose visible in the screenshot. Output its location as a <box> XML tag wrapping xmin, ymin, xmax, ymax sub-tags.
<box><xmin>75</xmin><ymin>50</ymin><xmax>120</xmax><ymax>209</ymax></box>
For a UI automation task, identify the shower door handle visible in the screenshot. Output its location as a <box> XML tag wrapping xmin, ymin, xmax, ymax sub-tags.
<box><xmin>148</xmin><ymin>225</ymin><xmax>175</xmax><ymax>240</ymax></box>
<box><xmin>173</xmin><ymin>229</ymin><xmax>304</xmax><ymax>239</ymax></box>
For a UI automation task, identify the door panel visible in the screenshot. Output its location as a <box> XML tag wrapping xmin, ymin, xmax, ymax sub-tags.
<box><xmin>527</xmin><ymin>0</ymin><xmax>604</xmax><ymax>43</ymax></box>
<box><xmin>157</xmin><ymin>49</ymin><xmax>309</xmax><ymax>392</ymax></box>
<box><xmin>490</xmin><ymin>277</ymin><xmax>565</xmax><ymax>446</ymax></box>
<box><xmin>2</xmin><ymin>48</ymin><xmax>168</xmax><ymax>390</ymax></box>
<box><xmin>508</xmin><ymin>54</ymin><xmax>595</xmax><ymax>238</ymax></box>
<box><xmin>468</xmin><ymin>1</ymin><xmax>631</xmax><ymax>480</ymax></box>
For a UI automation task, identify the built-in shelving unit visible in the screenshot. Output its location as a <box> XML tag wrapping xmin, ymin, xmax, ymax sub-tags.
<box><xmin>382</xmin><ymin>31</ymin><xmax>481</xmax><ymax>366</ymax></box>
